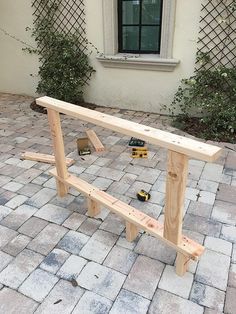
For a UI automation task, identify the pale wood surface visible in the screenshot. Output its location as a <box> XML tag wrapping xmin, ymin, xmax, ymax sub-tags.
<box><xmin>47</xmin><ymin>109</ymin><xmax>69</xmax><ymax>197</ymax></box>
<box><xmin>164</xmin><ymin>151</ymin><xmax>188</xmax><ymax>245</ymax></box>
<box><xmin>49</xmin><ymin>168</ymin><xmax>204</xmax><ymax>260</ymax></box>
<box><xmin>21</xmin><ymin>152</ymin><xmax>75</xmax><ymax>166</ymax></box>
<box><xmin>87</xmin><ymin>199</ymin><xmax>101</xmax><ymax>217</ymax></box>
<box><xmin>176</xmin><ymin>253</ymin><xmax>190</xmax><ymax>276</ymax></box>
<box><xmin>36</xmin><ymin>96</ymin><xmax>222</xmax><ymax>162</ymax></box>
<box><xmin>86</xmin><ymin>129</ymin><xmax>105</xmax><ymax>152</ymax></box>
<box><xmin>126</xmin><ymin>221</ymin><xmax>139</xmax><ymax>242</ymax></box>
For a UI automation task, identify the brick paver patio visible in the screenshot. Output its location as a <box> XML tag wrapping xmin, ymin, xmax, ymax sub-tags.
<box><xmin>0</xmin><ymin>93</ymin><xmax>235</xmax><ymax>314</ymax></box>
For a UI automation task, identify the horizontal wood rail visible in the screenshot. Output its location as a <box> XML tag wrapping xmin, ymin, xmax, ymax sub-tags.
<box><xmin>50</xmin><ymin>168</ymin><xmax>204</xmax><ymax>260</ymax></box>
<box><xmin>37</xmin><ymin>96</ymin><xmax>222</xmax><ymax>277</ymax></box>
<box><xmin>21</xmin><ymin>152</ymin><xmax>75</xmax><ymax>166</ymax></box>
<box><xmin>37</xmin><ymin>96</ymin><xmax>222</xmax><ymax>162</ymax></box>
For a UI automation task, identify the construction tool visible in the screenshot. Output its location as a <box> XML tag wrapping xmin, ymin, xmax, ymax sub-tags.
<box><xmin>137</xmin><ymin>190</ymin><xmax>151</xmax><ymax>202</ymax></box>
<box><xmin>131</xmin><ymin>147</ymin><xmax>148</xmax><ymax>158</ymax></box>
<box><xmin>129</xmin><ymin>137</ymin><xmax>145</xmax><ymax>147</ymax></box>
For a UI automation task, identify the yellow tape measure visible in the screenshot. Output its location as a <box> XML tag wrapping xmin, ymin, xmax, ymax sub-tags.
<box><xmin>137</xmin><ymin>190</ymin><xmax>151</xmax><ymax>202</ymax></box>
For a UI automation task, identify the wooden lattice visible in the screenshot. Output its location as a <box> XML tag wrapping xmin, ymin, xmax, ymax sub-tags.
<box><xmin>197</xmin><ymin>0</ymin><xmax>236</xmax><ymax>68</ymax></box>
<box><xmin>31</xmin><ymin>0</ymin><xmax>87</xmax><ymax>52</ymax></box>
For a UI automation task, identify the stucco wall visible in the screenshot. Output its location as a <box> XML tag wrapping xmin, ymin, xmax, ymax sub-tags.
<box><xmin>0</xmin><ymin>0</ymin><xmax>201</xmax><ymax>113</ymax></box>
<box><xmin>0</xmin><ymin>1</ymin><xmax>39</xmax><ymax>97</ymax></box>
<box><xmin>84</xmin><ymin>0</ymin><xmax>202</xmax><ymax>112</ymax></box>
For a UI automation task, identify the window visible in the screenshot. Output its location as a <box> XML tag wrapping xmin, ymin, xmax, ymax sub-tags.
<box><xmin>118</xmin><ymin>0</ymin><xmax>163</xmax><ymax>54</ymax></box>
<box><xmin>99</xmin><ymin>0</ymin><xmax>179</xmax><ymax>71</ymax></box>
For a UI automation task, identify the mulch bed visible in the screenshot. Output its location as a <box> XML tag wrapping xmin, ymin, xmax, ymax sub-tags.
<box><xmin>30</xmin><ymin>99</ymin><xmax>236</xmax><ymax>143</ymax></box>
<box><xmin>30</xmin><ymin>99</ymin><xmax>97</xmax><ymax>114</ymax></box>
<box><xmin>174</xmin><ymin>116</ymin><xmax>236</xmax><ymax>143</ymax></box>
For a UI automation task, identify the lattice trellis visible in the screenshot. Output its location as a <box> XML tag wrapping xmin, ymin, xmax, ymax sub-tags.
<box><xmin>31</xmin><ymin>0</ymin><xmax>94</xmax><ymax>85</ymax></box>
<box><xmin>31</xmin><ymin>0</ymin><xmax>87</xmax><ymax>52</ymax></box>
<box><xmin>197</xmin><ymin>0</ymin><xmax>236</xmax><ymax>69</ymax></box>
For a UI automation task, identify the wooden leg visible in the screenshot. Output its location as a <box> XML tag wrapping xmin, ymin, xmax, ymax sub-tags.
<box><xmin>47</xmin><ymin>109</ymin><xmax>68</xmax><ymax>197</ymax></box>
<box><xmin>176</xmin><ymin>253</ymin><xmax>190</xmax><ymax>276</ymax></box>
<box><xmin>126</xmin><ymin>221</ymin><xmax>139</xmax><ymax>242</ymax></box>
<box><xmin>87</xmin><ymin>199</ymin><xmax>101</xmax><ymax>217</ymax></box>
<box><xmin>163</xmin><ymin>150</ymin><xmax>189</xmax><ymax>275</ymax></box>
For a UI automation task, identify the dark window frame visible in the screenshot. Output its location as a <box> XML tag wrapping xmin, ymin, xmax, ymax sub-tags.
<box><xmin>118</xmin><ymin>0</ymin><xmax>163</xmax><ymax>54</ymax></box>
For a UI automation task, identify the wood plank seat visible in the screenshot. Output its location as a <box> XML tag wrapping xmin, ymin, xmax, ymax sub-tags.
<box><xmin>50</xmin><ymin>168</ymin><xmax>204</xmax><ymax>261</ymax></box>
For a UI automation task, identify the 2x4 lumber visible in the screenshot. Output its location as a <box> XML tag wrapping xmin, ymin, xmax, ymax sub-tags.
<box><xmin>49</xmin><ymin>168</ymin><xmax>204</xmax><ymax>261</ymax></box>
<box><xmin>21</xmin><ymin>152</ymin><xmax>75</xmax><ymax>166</ymax></box>
<box><xmin>87</xmin><ymin>199</ymin><xmax>101</xmax><ymax>217</ymax></box>
<box><xmin>86</xmin><ymin>129</ymin><xmax>105</xmax><ymax>152</ymax></box>
<box><xmin>126</xmin><ymin>221</ymin><xmax>139</xmax><ymax>242</ymax></box>
<box><xmin>36</xmin><ymin>96</ymin><xmax>222</xmax><ymax>162</ymax></box>
<box><xmin>47</xmin><ymin>109</ymin><xmax>69</xmax><ymax>197</ymax></box>
<box><xmin>176</xmin><ymin>253</ymin><xmax>190</xmax><ymax>276</ymax></box>
<box><xmin>164</xmin><ymin>151</ymin><xmax>188</xmax><ymax>245</ymax></box>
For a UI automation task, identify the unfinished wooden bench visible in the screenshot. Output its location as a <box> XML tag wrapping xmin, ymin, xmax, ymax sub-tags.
<box><xmin>36</xmin><ymin>96</ymin><xmax>222</xmax><ymax>277</ymax></box>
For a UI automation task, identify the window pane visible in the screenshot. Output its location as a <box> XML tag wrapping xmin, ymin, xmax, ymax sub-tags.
<box><xmin>141</xmin><ymin>26</ymin><xmax>160</xmax><ymax>51</ymax></box>
<box><xmin>122</xmin><ymin>0</ymin><xmax>140</xmax><ymax>25</ymax></box>
<box><xmin>122</xmin><ymin>26</ymin><xmax>139</xmax><ymax>50</ymax></box>
<box><xmin>142</xmin><ymin>0</ymin><xmax>162</xmax><ymax>25</ymax></box>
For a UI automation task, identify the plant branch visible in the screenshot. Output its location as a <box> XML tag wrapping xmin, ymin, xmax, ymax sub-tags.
<box><xmin>0</xmin><ymin>26</ymin><xmax>36</xmax><ymax>49</ymax></box>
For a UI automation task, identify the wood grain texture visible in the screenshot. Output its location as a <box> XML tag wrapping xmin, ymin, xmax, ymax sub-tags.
<box><xmin>126</xmin><ymin>221</ymin><xmax>139</xmax><ymax>242</ymax></box>
<box><xmin>164</xmin><ymin>151</ymin><xmax>188</xmax><ymax>245</ymax></box>
<box><xmin>176</xmin><ymin>253</ymin><xmax>190</xmax><ymax>276</ymax></box>
<box><xmin>21</xmin><ymin>152</ymin><xmax>75</xmax><ymax>166</ymax></box>
<box><xmin>87</xmin><ymin>199</ymin><xmax>101</xmax><ymax>217</ymax></box>
<box><xmin>86</xmin><ymin>129</ymin><xmax>104</xmax><ymax>152</ymax></box>
<box><xmin>36</xmin><ymin>96</ymin><xmax>222</xmax><ymax>162</ymax></box>
<box><xmin>49</xmin><ymin>168</ymin><xmax>205</xmax><ymax>260</ymax></box>
<box><xmin>47</xmin><ymin>109</ymin><xmax>69</xmax><ymax>197</ymax></box>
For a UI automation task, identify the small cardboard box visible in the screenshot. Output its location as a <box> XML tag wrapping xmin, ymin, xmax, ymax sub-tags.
<box><xmin>76</xmin><ymin>137</ymin><xmax>90</xmax><ymax>155</ymax></box>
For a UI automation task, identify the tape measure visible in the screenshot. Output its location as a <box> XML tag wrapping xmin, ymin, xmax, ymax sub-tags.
<box><xmin>137</xmin><ymin>190</ymin><xmax>151</xmax><ymax>202</ymax></box>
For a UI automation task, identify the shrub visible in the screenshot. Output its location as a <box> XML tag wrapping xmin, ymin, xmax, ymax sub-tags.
<box><xmin>169</xmin><ymin>56</ymin><xmax>236</xmax><ymax>142</ymax></box>
<box><xmin>35</xmin><ymin>31</ymin><xmax>94</xmax><ymax>103</ymax></box>
<box><xmin>27</xmin><ymin>0</ymin><xmax>94</xmax><ymax>103</ymax></box>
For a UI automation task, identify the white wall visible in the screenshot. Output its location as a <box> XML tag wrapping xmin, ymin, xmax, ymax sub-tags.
<box><xmin>0</xmin><ymin>1</ymin><xmax>39</xmax><ymax>96</ymax></box>
<box><xmin>84</xmin><ymin>0</ymin><xmax>202</xmax><ymax>113</ymax></box>
<box><xmin>0</xmin><ymin>0</ymin><xmax>201</xmax><ymax>113</ymax></box>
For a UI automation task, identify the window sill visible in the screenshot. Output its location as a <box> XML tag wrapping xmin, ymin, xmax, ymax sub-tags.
<box><xmin>97</xmin><ymin>54</ymin><xmax>180</xmax><ymax>72</ymax></box>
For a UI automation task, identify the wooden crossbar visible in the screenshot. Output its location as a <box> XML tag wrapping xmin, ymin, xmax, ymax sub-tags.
<box><xmin>21</xmin><ymin>152</ymin><xmax>75</xmax><ymax>166</ymax></box>
<box><xmin>36</xmin><ymin>96</ymin><xmax>222</xmax><ymax>162</ymax></box>
<box><xmin>50</xmin><ymin>168</ymin><xmax>204</xmax><ymax>261</ymax></box>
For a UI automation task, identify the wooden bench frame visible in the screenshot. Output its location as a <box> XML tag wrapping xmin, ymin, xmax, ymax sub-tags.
<box><xmin>36</xmin><ymin>96</ymin><xmax>222</xmax><ymax>276</ymax></box>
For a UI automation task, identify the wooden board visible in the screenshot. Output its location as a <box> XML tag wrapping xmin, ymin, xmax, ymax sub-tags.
<box><xmin>49</xmin><ymin>168</ymin><xmax>205</xmax><ymax>261</ymax></box>
<box><xmin>47</xmin><ymin>109</ymin><xmax>69</xmax><ymax>197</ymax></box>
<box><xmin>36</xmin><ymin>96</ymin><xmax>222</xmax><ymax>162</ymax></box>
<box><xmin>87</xmin><ymin>199</ymin><xmax>101</xmax><ymax>217</ymax></box>
<box><xmin>126</xmin><ymin>221</ymin><xmax>139</xmax><ymax>242</ymax></box>
<box><xmin>86</xmin><ymin>130</ymin><xmax>104</xmax><ymax>152</ymax></box>
<box><xmin>164</xmin><ymin>151</ymin><xmax>188</xmax><ymax>245</ymax></box>
<box><xmin>176</xmin><ymin>253</ymin><xmax>190</xmax><ymax>276</ymax></box>
<box><xmin>21</xmin><ymin>152</ymin><xmax>75</xmax><ymax>166</ymax></box>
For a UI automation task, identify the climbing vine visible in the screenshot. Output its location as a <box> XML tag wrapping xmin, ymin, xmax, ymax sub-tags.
<box><xmin>29</xmin><ymin>0</ymin><xmax>94</xmax><ymax>103</ymax></box>
<box><xmin>165</xmin><ymin>1</ymin><xmax>236</xmax><ymax>143</ymax></box>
